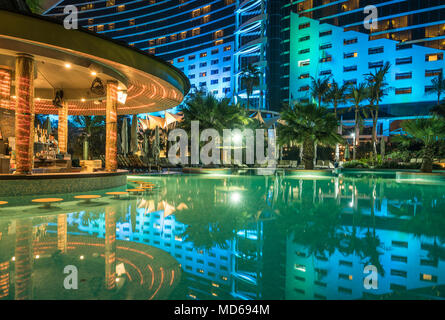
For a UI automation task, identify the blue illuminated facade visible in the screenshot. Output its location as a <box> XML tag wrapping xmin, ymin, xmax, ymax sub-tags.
<box><xmin>44</xmin><ymin>1</ymin><xmax>445</xmax><ymax>118</ymax></box>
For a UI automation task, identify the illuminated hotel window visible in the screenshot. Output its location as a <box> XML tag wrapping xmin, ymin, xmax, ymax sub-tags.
<box><xmin>369</xmin><ymin>61</ymin><xmax>383</xmax><ymax>68</ymax></box>
<box><xmin>200</xmin><ymin>72</ymin><xmax>207</xmax><ymax>77</ymax></box>
<box><xmin>180</xmin><ymin>31</ymin><xmax>187</xmax><ymax>40</ymax></box>
<box><xmin>344</xmin><ymin>38</ymin><xmax>358</xmax><ymax>45</ymax></box>
<box><xmin>148</xmin><ymin>48</ymin><xmax>155</xmax><ymax>54</ymax></box>
<box><xmin>225</xmin><ymin>0</ymin><xmax>234</xmax><ymax>4</ymax></box>
<box><xmin>299</xmin><ymin>22</ymin><xmax>310</xmax><ymax>30</ymax></box>
<box><xmin>88</xmin><ymin>26</ymin><xmax>94</xmax><ymax>31</ymax></box>
<box><xmin>426</xmin><ymin>53</ymin><xmax>443</xmax><ymax>62</ymax></box>
<box><xmin>149</xmin><ymin>0</ymin><xmax>156</xmax><ymax>4</ymax></box>
<box><xmin>395</xmin><ymin>72</ymin><xmax>412</xmax><ymax>80</ymax></box>
<box><xmin>177</xmin><ymin>57</ymin><xmax>185</xmax><ymax>62</ymax></box>
<box><xmin>344</xmin><ymin>52</ymin><xmax>357</xmax><ymax>59</ymax></box>
<box><xmin>108</xmin><ymin>23</ymin><xmax>114</xmax><ymax>30</ymax></box>
<box><xmin>420</xmin><ymin>274</ymin><xmax>437</xmax><ymax>282</ymax></box>
<box><xmin>396</xmin><ymin>57</ymin><xmax>412</xmax><ymax>65</ymax></box>
<box><xmin>88</xmin><ymin>18</ymin><xmax>94</xmax><ymax>25</ymax></box>
<box><xmin>223</xmin><ymin>46</ymin><xmax>231</xmax><ymax>52</ymax></box>
<box><xmin>129</xmin><ymin>19</ymin><xmax>135</xmax><ymax>26</ymax></box>
<box><xmin>368</xmin><ymin>47</ymin><xmax>384</xmax><ymax>55</ymax></box>
<box><xmin>202</xmin><ymin>5</ymin><xmax>211</xmax><ymax>14</ymax></box>
<box><xmin>191</xmin><ymin>9</ymin><xmax>200</xmax><ymax>18</ymax></box>
<box><xmin>425</xmin><ymin>86</ymin><xmax>434</xmax><ymax>93</ymax></box>
<box><xmin>200</xmin><ymin>52</ymin><xmax>207</xmax><ymax>57</ymax></box>
<box><xmin>170</xmin><ymin>34</ymin><xmax>177</xmax><ymax>41</ymax></box>
<box><xmin>319</xmin><ymin>30</ymin><xmax>332</xmax><ymax>37</ymax></box>
<box><xmin>157</xmin><ymin>37</ymin><xmax>166</xmax><ymax>45</ymax></box>
<box><xmin>343</xmin><ymin>65</ymin><xmax>357</xmax><ymax>72</ymax></box>
<box><xmin>391</xmin><ymin>255</ymin><xmax>408</xmax><ymax>262</ymax></box>
<box><xmin>106</xmin><ymin>0</ymin><xmax>115</xmax><ymax>6</ymax></box>
<box><xmin>96</xmin><ymin>25</ymin><xmax>104</xmax><ymax>32</ymax></box>
<box><xmin>396</xmin><ymin>43</ymin><xmax>412</xmax><ymax>50</ymax></box>
<box><xmin>189</xmin><ymin>55</ymin><xmax>196</xmax><ymax>60</ymax></box>
<box><xmin>298</xmin><ymin>59</ymin><xmax>310</xmax><ymax>67</ymax></box>
<box><xmin>192</xmin><ymin>28</ymin><xmax>201</xmax><ymax>36</ymax></box>
<box><xmin>395</xmin><ymin>87</ymin><xmax>412</xmax><ymax>95</ymax></box>
<box><xmin>214</xmin><ymin>30</ymin><xmax>224</xmax><ymax>39</ymax></box>
<box><xmin>425</xmin><ymin>69</ymin><xmax>442</xmax><ymax>77</ymax></box>
<box><xmin>215</xmin><ymin>40</ymin><xmax>224</xmax><ymax>46</ymax></box>
<box><xmin>320</xmin><ymin>56</ymin><xmax>332</xmax><ymax>63</ymax></box>
<box><xmin>117</xmin><ymin>5</ymin><xmax>125</xmax><ymax>12</ymax></box>
<box><xmin>202</xmin><ymin>15</ymin><xmax>210</xmax><ymax>24</ymax></box>
<box><xmin>299</xmin><ymin>73</ymin><xmax>310</xmax><ymax>79</ymax></box>
<box><xmin>148</xmin><ymin>39</ymin><xmax>155</xmax><ymax>46</ymax></box>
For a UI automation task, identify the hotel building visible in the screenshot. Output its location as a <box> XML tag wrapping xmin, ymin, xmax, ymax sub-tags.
<box><xmin>44</xmin><ymin>1</ymin><xmax>445</xmax><ymax>126</ymax></box>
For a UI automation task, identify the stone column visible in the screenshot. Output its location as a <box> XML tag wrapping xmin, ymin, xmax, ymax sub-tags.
<box><xmin>104</xmin><ymin>206</ymin><xmax>116</xmax><ymax>290</ymax></box>
<box><xmin>14</xmin><ymin>54</ymin><xmax>35</xmax><ymax>174</ymax></box>
<box><xmin>105</xmin><ymin>81</ymin><xmax>118</xmax><ymax>172</ymax></box>
<box><xmin>58</xmin><ymin>102</ymin><xmax>68</xmax><ymax>154</ymax></box>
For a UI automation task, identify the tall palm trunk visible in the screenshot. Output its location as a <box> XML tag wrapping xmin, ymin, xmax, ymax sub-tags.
<box><xmin>353</xmin><ymin>107</ymin><xmax>359</xmax><ymax>160</ymax></box>
<box><xmin>303</xmin><ymin>139</ymin><xmax>314</xmax><ymax>170</ymax></box>
<box><xmin>334</xmin><ymin>102</ymin><xmax>340</xmax><ymax>162</ymax></box>
<box><xmin>421</xmin><ymin>143</ymin><xmax>434</xmax><ymax>173</ymax></box>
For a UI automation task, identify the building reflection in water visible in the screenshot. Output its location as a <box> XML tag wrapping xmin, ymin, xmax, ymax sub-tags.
<box><xmin>0</xmin><ymin>174</ymin><xmax>444</xmax><ymax>300</ymax></box>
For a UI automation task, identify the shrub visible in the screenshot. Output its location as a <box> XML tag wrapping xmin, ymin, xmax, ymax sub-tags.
<box><xmin>342</xmin><ymin>160</ymin><xmax>369</xmax><ymax>168</ymax></box>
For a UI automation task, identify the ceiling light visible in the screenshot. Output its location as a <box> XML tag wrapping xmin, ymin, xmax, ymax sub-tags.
<box><xmin>64</xmin><ymin>63</ymin><xmax>72</xmax><ymax>69</ymax></box>
<box><xmin>91</xmin><ymin>71</ymin><xmax>97</xmax><ymax>76</ymax></box>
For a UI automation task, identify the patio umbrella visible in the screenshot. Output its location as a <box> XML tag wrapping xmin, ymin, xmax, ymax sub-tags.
<box><xmin>121</xmin><ymin>117</ymin><xmax>128</xmax><ymax>155</ymax></box>
<box><xmin>130</xmin><ymin>114</ymin><xmax>138</xmax><ymax>154</ymax></box>
<box><xmin>344</xmin><ymin>144</ymin><xmax>350</xmax><ymax>160</ymax></box>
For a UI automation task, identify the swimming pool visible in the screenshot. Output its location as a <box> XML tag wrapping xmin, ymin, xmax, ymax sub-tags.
<box><xmin>0</xmin><ymin>173</ymin><xmax>444</xmax><ymax>300</ymax></box>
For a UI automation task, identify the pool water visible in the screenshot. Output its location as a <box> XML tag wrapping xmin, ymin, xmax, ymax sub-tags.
<box><xmin>0</xmin><ymin>173</ymin><xmax>444</xmax><ymax>300</ymax></box>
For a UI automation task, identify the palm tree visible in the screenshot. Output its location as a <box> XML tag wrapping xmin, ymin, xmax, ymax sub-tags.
<box><xmin>239</xmin><ymin>64</ymin><xmax>261</xmax><ymax>110</ymax></box>
<box><xmin>180</xmin><ymin>90</ymin><xmax>250</xmax><ymax>134</ymax></box>
<box><xmin>310</xmin><ymin>76</ymin><xmax>331</xmax><ymax>107</ymax></box>
<box><xmin>326</xmin><ymin>80</ymin><xmax>349</xmax><ymax>160</ymax></box>
<box><xmin>428</xmin><ymin>72</ymin><xmax>445</xmax><ymax>105</ymax></box>
<box><xmin>278</xmin><ymin>103</ymin><xmax>343</xmax><ymax>170</ymax></box>
<box><xmin>72</xmin><ymin>116</ymin><xmax>106</xmax><ymax>160</ymax></box>
<box><xmin>430</xmin><ymin>103</ymin><xmax>445</xmax><ymax>118</ymax></box>
<box><xmin>348</xmin><ymin>83</ymin><xmax>369</xmax><ymax>160</ymax></box>
<box><xmin>25</xmin><ymin>0</ymin><xmax>41</xmax><ymax>13</ymax></box>
<box><xmin>365</xmin><ymin>62</ymin><xmax>391</xmax><ymax>158</ymax></box>
<box><xmin>325</xmin><ymin>80</ymin><xmax>349</xmax><ymax>117</ymax></box>
<box><xmin>401</xmin><ymin>117</ymin><xmax>445</xmax><ymax>173</ymax></box>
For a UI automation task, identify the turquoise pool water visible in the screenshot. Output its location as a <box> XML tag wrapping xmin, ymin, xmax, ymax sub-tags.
<box><xmin>0</xmin><ymin>173</ymin><xmax>444</xmax><ymax>300</ymax></box>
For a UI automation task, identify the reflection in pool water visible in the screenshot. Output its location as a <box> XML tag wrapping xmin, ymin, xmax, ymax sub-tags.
<box><xmin>0</xmin><ymin>174</ymin><xmax>444</xmax><ymax>300</ymax></box>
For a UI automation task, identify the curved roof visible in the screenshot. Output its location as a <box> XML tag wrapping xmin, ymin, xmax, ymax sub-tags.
<box><xmin>0</xmin><ymin>9</ymin><xmax>190</xmax><ymax>115</ymax></box>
